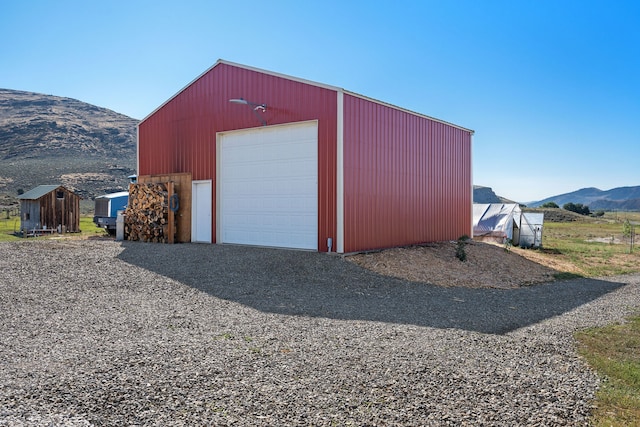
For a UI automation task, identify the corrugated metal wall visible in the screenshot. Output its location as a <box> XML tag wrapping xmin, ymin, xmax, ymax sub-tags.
<box><xmin>138</xmin><ymin>63</ymin><xmax>338</xmax><ymax>251</ymax></box>
<box><xmin>342</xmin><ymin>94</ymin><xmax>472</xmax><ymax>252</ymax></box>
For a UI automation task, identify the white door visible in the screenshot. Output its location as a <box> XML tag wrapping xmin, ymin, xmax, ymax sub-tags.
<box><xmin>217</xmin><ymin>121</ymin><xmax>318</xmax><ymax>250</ymax></box>
<box><xmin>192</xmin><ymin>180</ymin><xmax>212</xmax><ymax>243</ymax></box>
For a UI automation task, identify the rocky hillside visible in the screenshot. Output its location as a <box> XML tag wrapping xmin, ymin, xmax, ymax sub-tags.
<box><xmin>473</xmin><ymin>186</ymin><xmax>516</xmax><ymax>204</ymax></box>
<box><xmin>0</xmin><ymin>89</ymin><xmax>137</xmax><ymax>206</ymax></box>
<box><xmin>473</xmin><ymin>186</ymin><xmax>501</xmax><ymax>203</ymax></box>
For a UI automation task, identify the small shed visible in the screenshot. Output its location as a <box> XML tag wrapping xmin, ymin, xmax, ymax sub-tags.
<box><xmin>519</xmin><ymin>212</ymin><xmax>544</xmax><ymax>248</ymax></box>
<box><xmin>17</xmin><ymin>185</ymin><xmax>81</xmax><ymax>234</ymax></box>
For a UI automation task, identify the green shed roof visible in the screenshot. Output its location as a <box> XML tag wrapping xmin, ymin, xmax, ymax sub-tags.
<box><xmin>17</xmin><ymin>185</ymin><xmax>65</xmax><ymax>200</ymax></box>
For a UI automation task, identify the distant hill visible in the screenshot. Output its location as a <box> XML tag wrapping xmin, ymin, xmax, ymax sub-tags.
<box><xmin>522</xmin><ymin>207</ymin><xmax>593</xmax><ymax>222</ymax></box>
<box><xmin>473</xmin><ymin>186</ymin><xmax>516</xmax><ymax>204</ymax></box>
<box><xmin>529</xmin><ymin>186</ymin><xmax>640</xmax><ymax>211</ymax></box>
<box><xmin>0</xmin><ymin>88</ymin><xmax>138</xmax><ymax>207</ymax></box>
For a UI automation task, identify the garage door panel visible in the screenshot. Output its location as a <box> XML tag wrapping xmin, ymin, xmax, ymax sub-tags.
<box><xmin>223</xmin><ymin>176</ymin><xmax>315</xmax><ymax>196</ymax></box>
<box><xmin>220</xmin><ymin>220</ymin><xmax>316</xmax><ymax>250</ymax></box>
<box><xmin>219</xmin><ymin>122</ymin><xmax>318</xmax><ymax>250</ymax></box>
<box><xmin>224</xmin><ymin>154</ymin><xmax>316</xmax><ymax>176</ymax></box>
<box><xmin>223</xmin><ymin>203</ymin><xmax>317</xmax><ymax>218</ymax></box>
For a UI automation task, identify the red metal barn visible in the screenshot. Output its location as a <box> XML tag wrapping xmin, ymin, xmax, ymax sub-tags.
<box><xmin>138</xmin><ymin>60</ymin><xmax>474</xmax><ymax>253</ymax></box>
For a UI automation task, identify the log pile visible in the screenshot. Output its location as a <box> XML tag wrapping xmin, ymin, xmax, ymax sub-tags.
<box><xmin>124</xmin><ymin>183</ymin><xmax>174</xmax><ymax>243</ymax></box>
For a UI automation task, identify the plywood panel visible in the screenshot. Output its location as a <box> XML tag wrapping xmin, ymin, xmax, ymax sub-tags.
<box><xmin>138</xmin><ymin>173</ymin><xmax>192</xmax><ymax>243</ymax></box>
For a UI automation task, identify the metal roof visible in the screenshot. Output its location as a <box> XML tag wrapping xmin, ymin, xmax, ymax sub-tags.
<box><xmin>95</xmin><ymin>191</ymin><xmax>129</xmax><ymax>199</ymax></box>
<box><xmin>17</xmin><ymin>185</ymin><xmax>64</xmax><ymax>200</ymax></box>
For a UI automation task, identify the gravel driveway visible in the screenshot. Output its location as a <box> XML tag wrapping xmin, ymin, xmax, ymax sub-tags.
<box><xmin>1</xmin><ymin>239</ymin><xmax>639</xmax><ymax>426</ymax></box>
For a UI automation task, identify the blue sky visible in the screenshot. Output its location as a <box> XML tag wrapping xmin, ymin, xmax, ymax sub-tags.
<box><xmin>1</xmin><ymin>0</ymin><xmax>638</xmax><ymax>203</ymax></box>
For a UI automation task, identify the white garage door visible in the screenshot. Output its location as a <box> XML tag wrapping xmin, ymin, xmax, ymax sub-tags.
<box><xmin>218</xmin><ymin>121</ymin><xmax>318</xmax><ymax>250</ymax></box>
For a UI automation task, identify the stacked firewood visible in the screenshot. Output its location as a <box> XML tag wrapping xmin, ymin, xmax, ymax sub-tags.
<box><xmin>124</xmin><ymin>183</ymin><xmax>171</xmax><ymax>243</ymax></box>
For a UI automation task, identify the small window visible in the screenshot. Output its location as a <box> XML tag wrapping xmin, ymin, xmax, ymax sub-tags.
<box><xmin>56</xmin><ymin>191</ymin><xmax>64</xmax><ymax>199</ymax></box>
<box><xmin>24</xmin><ymin>212</ymin><xmax>30</xmax><ymax>221</ymax></box>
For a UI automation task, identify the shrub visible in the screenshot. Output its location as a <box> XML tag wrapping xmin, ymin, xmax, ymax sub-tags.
<box><xmin>541</xmin><ymin>201</ymin><xmax>559</xmax><ymax>208</ymax></box>
<box><xmin>504</xmin><ymin>238</ymin><xmax>513</xmax><ymax>251</ymax></box>
<box><xmin>455</xmin><ymin>235</ymin><xmax>469</xmax><ymax>262</ymax></box>
<box><xmin>563</xmin><ymin>202</ymin><xmax>591</xmax><ymax>216</ymax></box>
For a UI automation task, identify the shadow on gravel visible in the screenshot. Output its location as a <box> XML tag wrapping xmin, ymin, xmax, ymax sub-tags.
<box><xmin>117</xmin><ymin>242</ymin><xmax>627</xmax><ymax>334</ymax></box>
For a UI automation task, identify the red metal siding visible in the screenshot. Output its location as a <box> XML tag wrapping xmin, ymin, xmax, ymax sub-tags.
<box><xmin>138</xmin><ymin>63</ymin><xmax>337</xmax><ymax>250</ymax></box>
<box><xmin>343</xmin><ymin>94</ymin><xmax>472</xmax><ymax>252</ymax></box>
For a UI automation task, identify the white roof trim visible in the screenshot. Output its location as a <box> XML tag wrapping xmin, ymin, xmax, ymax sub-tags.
<box><xmin>218</xmin><ymin>59</ymin><xmax>343</xmax><ymax>92</ymax></box>
<box><xmin>139</xmin><ymin>59</ymin><xmax>474</xmax><ymax>134</ymax></box>
<box><xmin>343</xmin><ymin>90</ymin><xmax>474</xmax><ymax>134</ymax></box>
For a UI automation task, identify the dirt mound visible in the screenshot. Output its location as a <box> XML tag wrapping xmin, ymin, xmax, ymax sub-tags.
<box><xmin>347</xmin><ymin>241</ymin><xmax>558</xmax><ymax>289</ymax></box>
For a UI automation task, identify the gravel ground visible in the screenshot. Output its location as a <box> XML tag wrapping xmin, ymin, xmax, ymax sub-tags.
<box><xmin>1</xmin><ymin>239</ymin><xmax>639</xmax><ymax>426</ymax></box>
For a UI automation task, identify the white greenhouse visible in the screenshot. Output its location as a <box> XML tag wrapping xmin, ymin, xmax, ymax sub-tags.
<box><xmin>472</xmin><ymin>204</ymin><xmax>543</xmax><ymax>248</ymax></box>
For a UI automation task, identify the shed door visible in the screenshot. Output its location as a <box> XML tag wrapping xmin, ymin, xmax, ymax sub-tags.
<box><xmin>192</xmin><ymin>180</ymin><xmax>212</xmax><ymax>243</ymax></box>
<box><xmin>218</xmin><ymin>122</ymin><xmax>318</xmax><ymax>250</ymax></box>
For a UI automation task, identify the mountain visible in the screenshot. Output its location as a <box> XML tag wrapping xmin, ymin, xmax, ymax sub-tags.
<box><xmin>473</xmin><ymin>185</ymin><xmax>517</xmax><ymax>204</ymax></box>
<box><xmin>529</xmin><ymin>186</ymin><xmax>640</xmax><ymax>211</ymax></box>
<box><xmin>473</xmin><ymin>186</ymin><xmax>501</xmax><ymax>203</ymax></box>
<box><xmin>0</xmin><ymin>89</ymin><xmax>138</xmax><ymax>206</ymax></box>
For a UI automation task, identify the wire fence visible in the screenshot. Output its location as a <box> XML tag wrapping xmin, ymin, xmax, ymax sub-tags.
<box><xmin>2</xmin><ymin>207</ymin><xmax>20</xmax><ymax>219</ymax></box>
